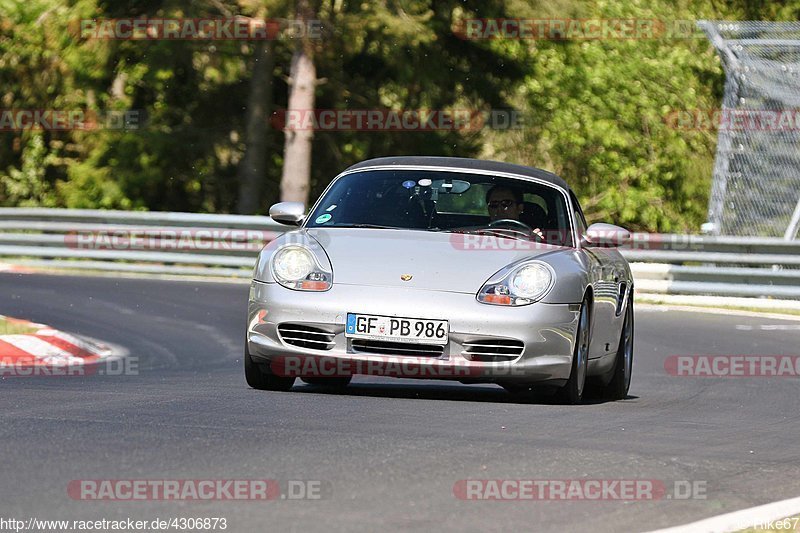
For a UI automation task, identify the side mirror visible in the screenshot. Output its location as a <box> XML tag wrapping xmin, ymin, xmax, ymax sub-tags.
<box><xmin>269</xmin><ymin>202</ymin><xmax>306</xmax><ymax>226</ymax></box>
<box><xmin>582</xmin><ymin>223</ymin><xmax>631</xmax><ymax>248</ymax></box>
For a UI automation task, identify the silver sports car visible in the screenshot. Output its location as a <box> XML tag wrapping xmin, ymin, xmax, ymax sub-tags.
<box><xmin>245</xmin><ymin>156</ymin><xmax>634</xmax><ymax>403</ymax></box>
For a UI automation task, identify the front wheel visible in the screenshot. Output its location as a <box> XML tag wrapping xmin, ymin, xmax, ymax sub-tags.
<box><xmin>601</xmin><ymin>297</ymin><xmax>634</xmax><ymax>400</ymax></box>
<box><xmin>555</xmin><ymin>299</ymin><xmax>590</xmax><ymax>405</ymax></box>
<box><xmin>244</xmin><ymin>345</ymin><xmax>296</xmax><ymax>391</ymax></box>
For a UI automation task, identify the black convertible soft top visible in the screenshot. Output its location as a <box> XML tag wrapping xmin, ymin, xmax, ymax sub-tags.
<box><xmin>344</xmin><ymin>156</ymin><xmax>570</xmax><ymax>191</ymax></box>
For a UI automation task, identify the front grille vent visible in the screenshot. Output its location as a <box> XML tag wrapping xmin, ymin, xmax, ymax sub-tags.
<box><xmin>278</xmin><ymin>324</ymin><xmax>335</xmax><ymax>350</ymax></box>
<box><xmin>462</xmin><ymin>339</ymin><xmax>524</xmax><ymax>362</ymax></box>
<box><xmin>351</xmin><ymin>339</ymin><xmax>444</xmax><ymax>357</ymax></box>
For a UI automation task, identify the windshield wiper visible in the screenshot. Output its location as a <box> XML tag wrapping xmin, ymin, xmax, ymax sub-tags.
<box><xmin>458</xmin><ymin>227</ymin><xmax>535</xmax><ymax>242</ymax></box>
<box><xmin>329</xmin><ymin>223</ymin><xmax>403</xmax><ymax>230</ymax></box>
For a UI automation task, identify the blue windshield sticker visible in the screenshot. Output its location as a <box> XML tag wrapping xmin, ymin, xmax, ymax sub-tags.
<box><xmin>315</xmin><ymin>213</ymin><xmax>332</xmax><ymax>224</ymax></box>
<box><xmin>402</xmin><ymin>180</ymin><xmax>416</xmax><ymax>189</ymax></box>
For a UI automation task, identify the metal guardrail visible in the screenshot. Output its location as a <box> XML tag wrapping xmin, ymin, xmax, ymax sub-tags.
<box><xmin>0</xmin><ymin>208</ymin><xmax>283</xmax><ymax>279</ymax></box>
<box><xmin>623</xmin><ymin>234</ymin><xmax>800</xmax><ymax>299</ymax></box>
<box><xmin>0</xmin><ymin>208</ymin><xmax>798</xmax><ymax>299</ymax></box>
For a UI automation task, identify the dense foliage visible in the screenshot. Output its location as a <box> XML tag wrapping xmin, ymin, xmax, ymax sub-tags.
<box><xmin>1</xmin><ymin>0</ymin><xmax>798</xmax><ymax>231</ymax></box>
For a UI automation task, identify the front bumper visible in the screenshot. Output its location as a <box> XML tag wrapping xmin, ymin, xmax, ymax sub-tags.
<box><xmin>247</xmin><ymin>280</ymin><xmax>580</xmax><ymax>384</ymax></box>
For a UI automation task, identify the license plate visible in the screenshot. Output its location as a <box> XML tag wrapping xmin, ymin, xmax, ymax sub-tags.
<box><xmin>345</xmin><ymin>313</ymin><xmax>448</xmax><ymax>345</ymax></box>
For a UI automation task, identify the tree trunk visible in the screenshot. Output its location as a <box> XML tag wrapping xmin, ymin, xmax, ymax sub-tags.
<box><xmin>236</xmin><ymin>40</ymin><xmax>273</xmax><ymax>214</ymax></box>
<box><xmin>279</xmin><ymin>0</ymin><xmax>316</xmax><ymax>205</ymax></box>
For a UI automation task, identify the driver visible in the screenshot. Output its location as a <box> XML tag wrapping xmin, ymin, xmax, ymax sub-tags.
<box><xmin>486</xmin><ymin>185</ymin><xmax>524</xmax><ymax>222</ymax></box>
<box><xmin>485</xmin><ymin>185</ymin><xmax>545</xmax><ymax>240</ymax></box>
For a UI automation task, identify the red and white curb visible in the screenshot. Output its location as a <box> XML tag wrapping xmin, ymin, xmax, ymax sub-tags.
<box><xmin>0</xmin><ymin>315</ymin><xmax>126</xmax><ymax>376</ymax></box>
<box><xmin>0</xmin><ymin>262</ymin><xmax>35</xmax><ymax>274</ymax></box>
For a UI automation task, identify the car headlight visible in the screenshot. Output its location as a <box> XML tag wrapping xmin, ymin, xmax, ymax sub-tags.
<box><xmin>510</xmin><ymin>264</ymin><xmax>552</xmax><ymax>298</ymax></box>
<box><xmin>478</xmin><ymin>261</ymin><xmax>554</xmax><ymax>306</ymax></box>
<box><xmin>270</xmin><ymin>245</ymin><xmax>332</xmax><ymax>291</ymax></box>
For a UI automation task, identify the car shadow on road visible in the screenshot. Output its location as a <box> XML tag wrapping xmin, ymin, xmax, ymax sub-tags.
<box><xmin>290</xmin><ymin>380</ymin><xmax>637</xmax><ymax>405</ymax></box>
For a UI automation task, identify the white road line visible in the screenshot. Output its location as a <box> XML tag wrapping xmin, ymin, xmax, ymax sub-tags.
<box><xmin>736</xmin><ymin>324</ymin><xmax>800</xmax><ymax>331</ymax></box>
<box><xmin>646</xmin><ymin>495</ymin><xmax>800</xmax><ymax>533</ymax></box>
<box><xmin>637</xmin><ymin>303</ymin><xmax>800</xmax><ymax>322</ymax></box>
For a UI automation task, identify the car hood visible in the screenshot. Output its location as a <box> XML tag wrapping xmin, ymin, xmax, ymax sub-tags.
<box><xmin>306</xmin><ymin>227</ymin><xmax>562</xmax><ymax>293</ymax></box>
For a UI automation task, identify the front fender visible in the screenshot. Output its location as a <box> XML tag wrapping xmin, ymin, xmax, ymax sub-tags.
<box><xmin>539</xmin><ymin>250</ymin><xmax>594</xmax><ymax>304</ymax></box>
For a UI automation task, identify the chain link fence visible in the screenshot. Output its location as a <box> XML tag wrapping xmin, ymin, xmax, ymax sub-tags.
<box><xmin>699</xmin><ymin>21</ymin><xmax>800</xmax><ymax>239</ymax></box>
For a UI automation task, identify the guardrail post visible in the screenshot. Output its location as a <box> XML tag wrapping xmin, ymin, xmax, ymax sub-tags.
<box><xmin>784</xmin><ymin>196</ymin><xmax>800</xmax><ymax>241</ymax></box>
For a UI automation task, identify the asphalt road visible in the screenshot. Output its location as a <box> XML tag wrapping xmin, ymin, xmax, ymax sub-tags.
<box><xmin>1</xmin><ymin>273</ymin><xmax>799</xmax><ymax>532</ymax></box>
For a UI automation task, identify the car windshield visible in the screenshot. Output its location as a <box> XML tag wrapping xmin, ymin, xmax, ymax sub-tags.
<box><xmin>305</xmin><ymin>169</ymin><xmax>573</xmax><ymax>246</ymax></box>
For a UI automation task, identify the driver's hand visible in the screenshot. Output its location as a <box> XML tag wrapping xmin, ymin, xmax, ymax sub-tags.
<box><xmin>533</xmin><ymin>228</ymin><xmax>544</xmax><ymax>240</ymax></box>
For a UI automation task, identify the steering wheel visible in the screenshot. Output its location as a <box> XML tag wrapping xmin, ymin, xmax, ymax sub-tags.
<box><xmin>489</xmin><ymin>218</ymin><xmax>533</xmax><ymax>231</ymax></box>
<box><xmin>487</xmin><ymin>219</ymin><xmax>544</xmax><ymax>242</ymax></box>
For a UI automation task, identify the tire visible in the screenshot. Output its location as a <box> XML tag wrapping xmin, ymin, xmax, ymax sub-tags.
<box><xmin>602</xmin><ymin>296</ymin><xmax>634</xmax><ymax>400</ymax></box>
<box><xmin>244</xmin><ymin>345</ymin><xmax>295</xmax><ymax>391</ymax></box>
<box><xmin>300</xmin><ymin>376</ymin><xmax>352</xmax><ymax>389</ymax></box>
<box><xmin>555</xmin><ymin>299</ymin><xmax>591</xmax><ymax>405</ymax></box>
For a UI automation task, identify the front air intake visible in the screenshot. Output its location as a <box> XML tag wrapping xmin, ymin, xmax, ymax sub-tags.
<box><xmin>462</xmin><ymin>338</ymin><xmax>524</xmax><ymax>362</ymax></box>
<box><xmin>278</xmin><ymin>324</ymin><xmax>335</xmax><ymax>351</ymax></box>
<box><xmin>351</xmin><ymin>339</ymin><xmax>444</xmax><ymax>357</ymax></box>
